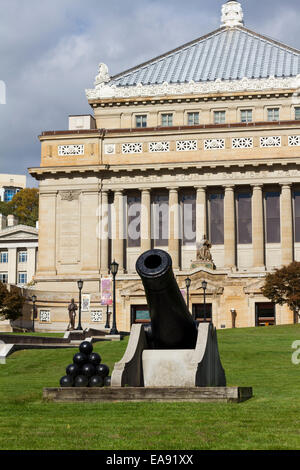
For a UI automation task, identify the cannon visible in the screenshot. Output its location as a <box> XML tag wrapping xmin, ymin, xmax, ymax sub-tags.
<box><xmin>111</xmin><ymin>249</ymin><xmax>226</xmax><ymax>388</ymax></box>
<box><xmin>136</xmin><ymin>249</ymin><xmax>198</xmax><ymax>350</ymax></box>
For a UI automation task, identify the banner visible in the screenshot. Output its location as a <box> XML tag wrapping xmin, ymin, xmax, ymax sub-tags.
<box><xmin>101</xmin><ymin>278</ymin><xmax>113</xmax><ymax>306</ymax></box>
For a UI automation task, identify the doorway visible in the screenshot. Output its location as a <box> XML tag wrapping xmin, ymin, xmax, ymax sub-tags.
<box><xmin>255</xmin><ymin>302</ymin><xmax>276</xmax><ymax>326</ymax></box>
<box><xmin>192</xmin><ymin>304</ymin><xmax>212</xmax><ymax>322</ymax></box>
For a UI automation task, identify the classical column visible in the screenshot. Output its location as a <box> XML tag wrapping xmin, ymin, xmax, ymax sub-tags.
<box><xmin>112</xmin><ymin>190</ymin><xmax>125</xmax><ymax>272</ymax></box>
<box><xmin>37</xmin><ymin>192</ymin><xmax>57</xmax><ymax>275</ymax></box>
<box><xmin>252</xmin><ymin>185</ymin><xmax>265</xmax><ymax>269</ymax></box>
<box><xmin>81</xmin><ymin>191</ymin><xmax>100</xmax><ymax>273</ymax></box>
<box><xmin>195</xmin><ymin>186</ymin><xmax>207</xmax><ymax>244</ymax></box>
<box><xmin>27</xmin><ymin>247</ymin><xmax>37</xmax><ymax>283</ymax></box>
<box><xmin>224</xmin><ymin>186</ymin><xmax>236</xmax><ymax>269</ymax></box>
<box><xmin>100</xmin><ymin>190</ymin><xmax>109</xmax><ymax>274</ymax></box>
<box><xmin>8</xmin><ymin>248</ymin><xmax>17</xmax><ymax>285</ymax></box>
<box><xmin>168</xmin><ymin>187</ymin><xmax>180</xmax><ymax>270</ymax></box>
<box><xmin>140</xmin><ymin>188</ymin><xmax>151</xmax><ymax>253</ymax></box>
<box><xmin>281</xmin><ymin>184</ymin><xmax>293</xmax><ymax>266</ymax></box>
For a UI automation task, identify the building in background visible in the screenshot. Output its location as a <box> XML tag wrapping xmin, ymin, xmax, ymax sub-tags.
<box><xmin>28</xmin><ymin>1</ymin><xmax>300</xmax><ymax>331</ymax></box>
<box><xmin>0</xmin><ymin>174</ymin><xmax>26</xmax><ymax>202</ymax></box>
<box><xmin>0</xmin><ymin>214</ymin><xmax>38</xmax><ymax>286</ymax></box>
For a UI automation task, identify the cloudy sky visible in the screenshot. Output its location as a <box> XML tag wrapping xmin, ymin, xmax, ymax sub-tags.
<box><xmin>0</xmin><ymin>0</ymin><xmax>300</xmax><ymax>187</ymax></box>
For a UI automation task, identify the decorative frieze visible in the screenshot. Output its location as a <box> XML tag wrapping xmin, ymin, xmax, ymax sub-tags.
<box><xmin>260</xmin><ymin>136</ymin><xmax>281</xmax><ymax>148</ymax></box>
<box><xmin>40</xmin><ymin>310</ymin><xmax>51</xmax><ymax>322</ymax></box>
<box><xmin>122</xmin><ymin>143</ymin><xmax>143</xmax><ymax>154</ymax></box>
<box><xmin>91</xmin><ymin>310</ymin><xmax>103</xmax><ymax>322</ymax></box>
<box><xmin>104</xmin><ymin>144</ymin><xmax>116</xmax><ymax>155</ymax></box>
<box><xmin>288</xmin><ymin>136</ymin><xmax>300</xmax><ymax>147</ymax></box>
<box><xmin>232</xmin><ymin>137</ymin><xmax>253</xmax><ymax>149</ymax></box>
<box><xmin>176</xmin><ymin>140</ymin><xmax>197</xmax><ymax>152</ymax></box>
<box><xmin>149</xmin><ymin>142</ymin><xmax>170</xmax><ymax>153</ymax></box>
<box><xmin>204</xmin><ymin>139</ymin><xmax>225</xmax><ymax>150</ymax></box>
<box><xmin>58</xmin><ymin>145</ymin><xmax>84</xmax><ymax>156</ymax></box>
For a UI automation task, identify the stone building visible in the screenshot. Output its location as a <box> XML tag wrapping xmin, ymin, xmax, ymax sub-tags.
<box><xmin>0</xmin><ymin>174</ymin><xmax>26</xmax><ymax>202</ymax></box>
<box><xmin>29</xmin><ymin>1</ymin><xmax>300</xmax><ymax>331</ymax></box>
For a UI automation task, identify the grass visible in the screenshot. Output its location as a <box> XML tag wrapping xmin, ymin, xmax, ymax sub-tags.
<box><xmin>0</xmin><ymin>324</ymin><xmax>300</xmax><ymax>450</ymax></box>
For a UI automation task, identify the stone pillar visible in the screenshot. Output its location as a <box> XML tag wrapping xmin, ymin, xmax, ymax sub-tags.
<box><xmin>224</xmin><ymin>186</ymin><xmax>236</xmax><ymax>269</ymax></box>
<box><xmin>37</xmin><ymin>192</ymin><xmax>57</xmax><ymax>275</ymax></box>
<box><xmin>195</xmin><ymin>186</ymin><xmax>207</xmax><ymax>244</ymax></box>
<box><xmin>168</xmin><ymin>187</ymin><xmax>180</xmax><ymax>270</ymax></box>
<box><xmin>112</xmin><ymin>190</ymin><xmax>125</xmax><ymax>272</ymax></box>
<box><xmin>27</xmin><ymin>247</ymin><xmax>37</xmax><ymax>283</ymax></box>
<box><xmin>252</xmin><ymin>185</ymin><xmax>265</xmax><ymax>269</ymax></box>
<box><xmin>8</xmin><ymin>248</ymin><xmax>17</xmax><ymax>284</ymax></box>
<box><xmin>81</xmin><ymin>191</ymin><xmax>100</xmax><ymax>273</ymax></box>
<box><xmin>281</xmin><ymin>184</ymin><xmax>293</xmax><ymax>266</ymax></box>
<box><xmin>100</xmin><ymin>190</ymin><xmax>109</xmax><ymax>274</ymax></box>
<box><xmin>141</xmin><ymin>188</ymin><xmax>151</xmax><ymax>253</ymax></box>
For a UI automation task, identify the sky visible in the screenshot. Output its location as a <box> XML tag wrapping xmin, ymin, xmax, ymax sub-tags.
<box><xmin>0</xmin><ymin>0</ymin><xmax>300</xmax><ymax>187</ymax></box>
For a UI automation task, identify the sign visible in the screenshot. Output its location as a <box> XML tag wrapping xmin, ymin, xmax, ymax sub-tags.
<box><xmin>82</xmin><ymin>294</ymin><xmax>91</xmax><ymax>312</ymax></box>
<box><xmin>101</xmin><ymin>278</ymin><xmax>113</xmax><ymax>306</ymax></box>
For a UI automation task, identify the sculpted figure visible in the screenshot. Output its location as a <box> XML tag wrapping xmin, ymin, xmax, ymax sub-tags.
<box><xmin>94</xmin><ymin>63</ymin><xmax>110</xmax><ymax>86</ymax></box>
<box><xmin>67</xmin><ymin>299</ymin><xmax>78</xmax><ymax>331</ymax></box>
<box><xmin>196</xmin><ymin>235</ymin><xmax>213</xmax><ymax>262</ymax></box>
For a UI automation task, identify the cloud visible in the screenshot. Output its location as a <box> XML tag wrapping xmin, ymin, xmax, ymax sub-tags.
<box><xmin>0</xmin><ymin>0</ymin><xmax>300</xmax><ymax>187</ymax></box>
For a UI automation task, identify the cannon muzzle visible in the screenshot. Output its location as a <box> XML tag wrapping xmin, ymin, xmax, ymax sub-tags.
<box><xmin>136</xmin><ymin>249</ymin><xmax>198</xmax><ymax>350</ymax></box>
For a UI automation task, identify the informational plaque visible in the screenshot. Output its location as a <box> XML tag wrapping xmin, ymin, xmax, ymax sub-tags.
<box><xmin>101</xmin><ymin>278</ymin><xmax>113</xmax><ymax>306</ymax></box>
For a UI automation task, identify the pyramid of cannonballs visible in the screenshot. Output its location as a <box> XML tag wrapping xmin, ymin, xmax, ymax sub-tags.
<box><xmin>60</xmin><ymin>341</ymin><xmax>111</xmax><ymax>388</ymax></box>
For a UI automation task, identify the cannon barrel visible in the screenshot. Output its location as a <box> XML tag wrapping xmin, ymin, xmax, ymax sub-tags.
<box><xmin>136</xmin><ymin>249</ymin><xmax>198</xmax><ymax>350</ymax></box>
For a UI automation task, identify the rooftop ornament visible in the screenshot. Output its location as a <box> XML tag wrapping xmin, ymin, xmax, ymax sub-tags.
<box><xmin>221</xmin><ymin>0</ymin><xmax>244</xmax><ymax>28</ymax></box>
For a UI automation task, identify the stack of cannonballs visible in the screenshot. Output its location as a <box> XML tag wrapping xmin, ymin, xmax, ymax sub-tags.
<box><xmin>60</xmin><ymin>341</ymin><xmax>111</xmax><ymax>388</ymax></box>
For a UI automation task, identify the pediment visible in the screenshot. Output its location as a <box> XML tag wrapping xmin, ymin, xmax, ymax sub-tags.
<box><xmin>0</xmin><ymin>226</ymin><xmax>38</xmax><ymax>241</ymax></box>
<box><xmin>244</xmin><ymin>278</ymin><xmax>266</xmax><ymax>294</ymax></box>
<box><xmin>120</xmin><ymin>282</ymin><xmax>145</xmax><ymax>297</ymax></box>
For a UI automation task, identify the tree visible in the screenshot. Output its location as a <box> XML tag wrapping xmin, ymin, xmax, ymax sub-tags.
<box><xmin>261</xmin><ymin>262</ymin><xmax>300</xmax><ymax>323</ymax></box>
<box><xmin>0</xmin><ymin>283</ymin><xmax>26</xmax><ymax>321</ymax></box>
<box><xmin>7</xmin><ymin>188</ymin><xmax>39</xmax><ymax>227</ymax></box>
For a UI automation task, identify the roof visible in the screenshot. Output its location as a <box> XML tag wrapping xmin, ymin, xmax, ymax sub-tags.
<box><xmin>110</xmin><ymin>26</ymin><xmax>300</xmax><ymax>88</ymax></box>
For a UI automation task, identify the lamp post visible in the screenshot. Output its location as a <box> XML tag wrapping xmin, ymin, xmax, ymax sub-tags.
<box><xmin>105</xmin><ymin>304</ymin><xmax>111</xmax><ymax>329</ymax></box>
<box><xmin>185</xmin><ymin>277</ymin><xmax>191</xmax><ymax>312</ymax></box>
<box><xmin>31</xmin><ymin>295</ymin><xmax>37</xmax><ymax>332</ymax></box>
<box><xmin>202</xmin><ymin>280</ymin><xmax>208</xmax><ymax>322</ymax></box>
<box><xmin>110</xmin><ymin>260</ymin><xmax>119</xmax><ymax>335</ymax></box>
<box><xmin>231</xmin><ymin>308</ymin><xmax>237</xmax><ymax>328</ymax></box>
<box><xmin>76</xmin><ymin>280</ymin><xmax>84</xmax><ymax>331</ymax></box>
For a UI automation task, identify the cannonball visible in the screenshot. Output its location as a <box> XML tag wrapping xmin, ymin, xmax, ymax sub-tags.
<box><xmin>95</xmin><ymin>364</ymin><xmax>109</xmax><ymax>378</ymax></box>
<box><xmin>104</xmin><ymin>376</ymin><xmax>111</xmax><ymax>387</ymax></box>
<box><xmin>73</xmin><ymin>352</ymin><xmax>88</xmax><ymax>366</ymax></box>
<box><xmin>81</xmin><ymin>363</ymin><xmax>96</xmax><ymax>378</ymax></box>
<box><xmin>88</xmin><ymin>352</ymin><xmax>101</xmax><ymax>366</ymax></box>
<box><xmin>60</xmin><ymin>375</ymin><xmax>74</xmax><ymax>387</ymax></box>
<box><xmin>89</xmin><ymin>375</ymin><xmax>104</xmax><ymax>388</ymax></box>
<box><xmin>74</xmin><ymin>375</ymin><xmax>89</xmax><ymax>387</ymax></box>
<box><xmin>79</xmin><ymin>341</ymin><xmax>93</xmax><ymax>355</ymax></box>
<box><xmin>66</xmin><ymin>363</ymin><xmax>80</xmax><ymax>377</ymax></box>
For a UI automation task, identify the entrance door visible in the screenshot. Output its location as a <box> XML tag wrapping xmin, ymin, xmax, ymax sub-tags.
<box><xmin>131</xmin><ymin>305</ymin><xmax>150</xmax><ymax>325</ymax></box>
<box><xmin>192</xmin><ymin>304</ymin><xmax>212</xmax><ymax>322</ymax></box>
<box><xmin>255</xmin><ymin>303</ymin><xmax>276</xmax><ymax>326</ymax></box>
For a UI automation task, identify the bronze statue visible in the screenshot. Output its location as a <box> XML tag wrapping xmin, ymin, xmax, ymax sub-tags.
<box><xmin>196</xmin><ymin>235</ymin><xmax>213</xmax><ymax>262</ymax></box>
<box><xmin>67</xmin><ymin>299</ymin><xmax>78</xmax><ymax>331</ymax></box>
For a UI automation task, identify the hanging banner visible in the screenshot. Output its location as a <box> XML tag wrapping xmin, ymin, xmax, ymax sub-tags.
<box><xmin>180</xmin><ymin>289</ymin><xmax>187</xmax><ymax>302</ymax></box>
<box><xmin>101</xmin><ymin>278</ymin><xmax>113</xmax><ymax>306</ymax></box>
<box><xmin>81</xmin><ymin>294</ymin><xmax>91</xmax><ymax>312</ymax></box>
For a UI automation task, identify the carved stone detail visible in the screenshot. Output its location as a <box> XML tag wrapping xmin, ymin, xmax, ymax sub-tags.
<box><xmin>58</xmin><ymin>145</ymin><xmax>84</xmax><ymax>156</ymax></box>
<box><xmin>204</xmin><ymin>139</ymin><xmax>225</xmax><ymax>150</ymax></box>
<box><xmin>176</xmin><ymin>140</ymin><xmax>197</xmax><ymax>152</ymax></box>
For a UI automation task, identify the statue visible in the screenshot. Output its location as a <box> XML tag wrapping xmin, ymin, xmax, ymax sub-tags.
<box><xmin>67</xmin><ymin>299</ymin><xmax>78</xmax><ymax>331</ymax></box>
<box><xmin>197</xmin><ymin>235</ymin><xmax>213</xmax><ymax>262</ymax></box>
<box><xmin>94</xmin><ymin>63</ymin><xmax>110</xmax><ymax>86</ymax></box>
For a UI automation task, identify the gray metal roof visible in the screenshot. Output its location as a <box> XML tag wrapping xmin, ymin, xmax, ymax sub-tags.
<box><xmin>110</xmin><ymin>26</ymin><xmax>300</xmax><ymax>87</ymax></box>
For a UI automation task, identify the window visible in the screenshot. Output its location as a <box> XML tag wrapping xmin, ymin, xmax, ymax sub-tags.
<box><xmin>161</xmin><ymin>114</ymin><xmax>173</xmax><ymax>127</ymax></box>
<box><xmin>0</xmin><ymin>273</ymin><xmax>8</xmax><ymax>283</ymax></box>
<box><xmin>152</xmin><ymin>193</ymin><xmax>169</xmax><ymax>247</ymax></box>
<box><xmin>209</xmin><ymin>193</ymin><xmax>224</xmax><ymax>245</ymax></box>
<box><xmin>91</xmin><ymin>311</ymin><xmax>103</xmax><ymax>323</ymax></box>
<box><xmin>187</xmin><ymin>112</ymin><xmax>199</xmax><ymax>126</ymax></box>
<box><xmin>295</xmin><ymin>108</ymin><xmax>300</xmax><ymax>121</ymax></box>
<box><xmin>0</xmin><ymin>252</ymin><xmax>8</xmax><ymax>263</ymax></box>
<box><xmin>241</xmin><ymin>109</ymin><xmax>253</xmax><ymax>123</ymax></box>
<box><xmin>40</xmin><ymin>310</ymin><xmax>51</xmax><ymax>322</ymax></box>
<box><xmin>181</xmin><ymin>193</ymin><xmax>196</xmax><ymax>245</ymax></box>
<box><xmin>265</xmin><ymin>191</ymin><xmax>280</xmax><ymax>243</ymax></box>
<box><xmin>135</xmin><ymin>115</ymin><xmax>147</xmax><ymax>128</ymax></box>
<box><xmin>237</xmin><ymin>193</ymin><xmax>252</xmax><ymax>244</ymax></box>
<box><xmin>267</xmin><ymin>108</ymin><xmax>279</xmax><ymax>122</ymax></box>
<box><xmin>18</xmin><ymin>272</ymin><xmax>27</xmax><ymax>285</ymax></box>
<box><xmin>4</xmin><ymin>188</ymin><xmax>19</xmax><ymax>202</ymax></box>
<box><xmin>294</xmin><ymin>191</ymin><xmax>300</xmax><ymax>242</ymax></box>
<box><xmin>131</xmin><ymin>305</ymin><xmax>150</xmax><ymax>325</ymax></box>
<box><xmin>214</xmin><ymin>111</ymin><xmax>226</xmax><ymax>124</ymax></box>
<box><xmin>18</xmin><ymin>251</ymin><xmax>27</xmax><ymax>263</ymax></box>
<box><xmin>127</xmin><ymin>194</ymin><xmax>141</xmax><ymax>248</ymax></box>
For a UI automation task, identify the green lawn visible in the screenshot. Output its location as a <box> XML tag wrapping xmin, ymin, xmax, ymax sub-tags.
<box><xmin>0</xmin><ymin>324</ymin><xmax>300</xmax><ymax>450</ymax></box>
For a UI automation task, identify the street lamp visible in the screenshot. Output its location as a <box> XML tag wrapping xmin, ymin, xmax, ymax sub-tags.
<box><xmin>185</xmin><ymin>277</ymin><xmax>191</xmax><ymax>312</ymax></box>
<box><xmin>76</xmin><ymin>280</ymin><xmax>84</xmax><ymax>331</ymax></box>
<box><xmin>110</xmin><ymin>260</ymin><xmax>119</xmax><ymax>335</ymax></box>
<box><xmin>105</xmin><ymin>304</ymin><xmax>111</xmax><ymax>329</ymax></box>
<box><xmin>31</xmin><ymin>295</ymin><xmax>37</xmax><ymax>332</ymax></box>
<box><xmin>202</xmin><ymin>280</ymin><xmax>208</xmax><ymax>322</ymax></box>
